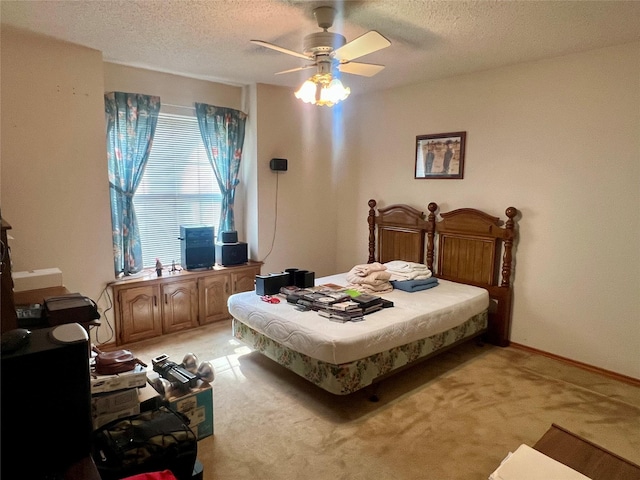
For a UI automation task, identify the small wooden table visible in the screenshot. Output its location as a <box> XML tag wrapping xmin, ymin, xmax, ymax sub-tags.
<box><xmin>533</xmin><ymin>423</ymin><xmax>640</xmax><ymax>480</ymax></box>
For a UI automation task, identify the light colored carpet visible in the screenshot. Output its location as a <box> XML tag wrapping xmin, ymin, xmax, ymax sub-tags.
<box><xmin>124</xmin><ymin>321</ymin><xmax>640</xmax><ymax>480</ymax></box>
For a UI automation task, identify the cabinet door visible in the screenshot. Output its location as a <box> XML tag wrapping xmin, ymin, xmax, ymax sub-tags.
<box><xmin>231</xmin><ymin>266</ymin><xmax>260</xmax><ymax>293</ymax></box>
<box><xmin>118</xmin><ymin>285</ymin><xmax>162</xmax><ymax>344</ymax></box>
<box><xmin>162</xmin><ymin>279</ymin><xmax>199</xmax><ymax>334</ymax></box>
<box><xmin>198</xmin><ymin>274</ymin><xmax>230</xmax><ymax>325</ymax></box>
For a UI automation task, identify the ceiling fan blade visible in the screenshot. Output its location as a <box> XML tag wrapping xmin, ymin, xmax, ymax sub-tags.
<box><xmin>337</xmin><ymin>62</ymin><xmax>385</xmax><ymax>77</ymax></box>
<box><xmin>250</xmin><ymin>40</ymin><xmax>311</xmax><ymax>60</ymax></box>
<box><xmin>275</xmin><ymin>65</ymin><xmax>316</xmax><ymax>75</ymax></box>
<box><xmin>333</xmin><ymin>31</ymin><xmax>391</xmax><ymax>62</ymax></box>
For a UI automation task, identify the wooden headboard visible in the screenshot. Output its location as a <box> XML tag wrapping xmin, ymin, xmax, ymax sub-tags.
<box><xmin>367</xmin><ymin>199</ymin><xmax>518</xmax><ymax>347</ymax></box>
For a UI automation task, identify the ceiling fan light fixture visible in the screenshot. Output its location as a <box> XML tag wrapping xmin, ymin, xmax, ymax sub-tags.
<box><xmin>294</xmin><ymin>73</ymin><xmax>350</xmax><ymax>107</ymax></box>
<box><xmin>294</xmin><ymin>79</ymin><xmax>318</xmax><ymax>104</ymax></box>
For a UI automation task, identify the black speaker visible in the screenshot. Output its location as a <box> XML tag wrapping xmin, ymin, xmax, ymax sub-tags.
<box><xmin>270</xmin><ymin>158</ymin><xmax>288</xmax><ymax>171</ymax></box>
<box><xmin>180</xmin><ymin>225</ymin><xmax>215</xmax><ymax>270</ymax></box>
<box><xmin>215</xmin><ymin>242</ymin><xmax>248</xmax><ymax>266</ymax></box>
<box><xmin>220</xmin><ymin>230</ymin><xmax>238</xmax><ymax>244</ymax></box>
<box><xmin>1</xmin><ymin>324</ymin><xmax>92</xmax><ymax>479</ymax></box>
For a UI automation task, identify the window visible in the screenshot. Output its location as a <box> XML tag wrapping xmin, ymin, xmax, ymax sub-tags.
<box><xmin>134</xmin><ymin>112</ymin><xmax>221</xmax><ymax>268</ymax></box>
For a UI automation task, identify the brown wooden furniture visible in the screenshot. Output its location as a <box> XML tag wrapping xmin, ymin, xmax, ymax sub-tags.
<box><xmin>1</xmin><ymin>217</ymin><xmax>18</xmax><ymax>333</ymax></box>
<box><xmin>14</xmin><ymin>285</ymin><xmax>70</xmax><ymax>305</ymax></box>
<box><xmin>111</xmin><ymin>261</ymin><xmax>261</xmax><ymax>345</ymax></box>
<box><xmin>533</xmin><ymin>423</ymin><xmax>640</xmax><ymax>480</ymax></box>
<box><xmin>368</xmin><ymin>199</ymin><xmax>518</xmax><ymax>347</ymax></box>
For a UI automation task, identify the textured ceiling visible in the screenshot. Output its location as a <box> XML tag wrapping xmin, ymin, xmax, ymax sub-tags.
<box><xmin>2</xmin><ymin>0</ymin><xmax>640</xmax><ymax>95</ymax></box>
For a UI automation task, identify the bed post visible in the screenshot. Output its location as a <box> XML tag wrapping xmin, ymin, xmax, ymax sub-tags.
<box><xmin>426</xmin><ymin>203</ymin><xmax>438</xmax><ymax>271</ymax></box>
<box><xmin>368</xmin><ymin>199</ymin><xmax>377</xmax><ymax>264</ymax></box>
<box><xmin>501</xmin><ymin>207</ymin><xmax>518</xmax><ymax>287</ymax></box>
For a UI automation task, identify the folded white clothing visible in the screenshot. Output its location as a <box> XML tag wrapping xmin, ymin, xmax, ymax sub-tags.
<box><xmin>346</xmin><ymin>270</ymin><xmax>392</xmax><ymax>285</ymax></box>
<box><xmin>384</xmin><ymin>260</ymin><xmax>430</xmax><ymax>273</ymax></box>
<box><xmin>345</xmin><ymin>282</ymin><xmax>393</xmax><ymax>294</ymax></box>
<box><xmin>389</xmin><ymin>271</ymin><xmax>432</xmax><ymax>281</ymax></box>
<box><xmin>350</xmin><ymin>262</ymin><xmax>387</xmax><ymax>277</ymax></box>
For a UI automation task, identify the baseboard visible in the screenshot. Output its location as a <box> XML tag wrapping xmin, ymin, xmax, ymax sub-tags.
<box><xmin>510</xmin><ymin>342</ymin><xmax>640</xmax><ymax>387</ymax></box>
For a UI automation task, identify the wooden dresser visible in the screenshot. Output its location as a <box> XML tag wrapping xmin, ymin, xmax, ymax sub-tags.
<box><xmin>110</xmin><ymin>261</ymin><xmax>261</xmax><ymax>345</ymax></box>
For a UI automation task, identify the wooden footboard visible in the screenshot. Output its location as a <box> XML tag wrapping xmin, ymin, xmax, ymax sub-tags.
<box><xmin>368</xmin><ymin>199</ymin><xmax>518</xmax><ymax>347</ymax></box>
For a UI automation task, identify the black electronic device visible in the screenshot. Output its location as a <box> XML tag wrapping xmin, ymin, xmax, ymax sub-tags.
<box><xmin>180</xmin><ymin>225</ymin><xmax>215</xmax><ymax>270</ymax></box>
<box><xmin>0</xmin><ymin>327</ymin><xmax>31</xmax><ymax>353</ymax></box>
<box><xmin>1</xmin><ymin>323</ymin><xmax>92</xmax><ymax>479</ymax></box>
<box><xmin>151</xmin><ymin>354</ymin><xmax>198</xmax><ymax>391</ymax></box>
<box><xmin>270</xmin><ymin>158</ymin><xmax>288</xmax><ymax>171</ymax></box>
<box><xmin>255</xmin><ymin>273</ymin><xmax>289</xmax><ymax>295</ymax></box>
<box><xmin>220</xmin><ymin>230</ymin><xmax>238</xmax><ymax>244</ymax></box>
<box><xmin>215</xmin><ymin>242</ymin><xmax>248</xmax><ymax>266</ymax></box>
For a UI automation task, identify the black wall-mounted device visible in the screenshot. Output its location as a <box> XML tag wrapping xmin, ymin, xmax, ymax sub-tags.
<box><xmin>270</xmin><ymin>158</ymin><xmax>288</xmax><ymax>171</ymax></box>
<box><xmin>180</xmin><ymin>225</ymin><xmax>215</xmax><ymax>270</ymax></box>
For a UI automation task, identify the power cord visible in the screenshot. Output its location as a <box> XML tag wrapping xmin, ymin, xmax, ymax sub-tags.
<box><xmin>258</xmin><ymin>170</ymin><xmax>280</xmax><ymax>263</ymax></box>
<box><xmin>95</xmin><ymin>284</ymin><xmax>115</xmax><ymax>345</ymax></box>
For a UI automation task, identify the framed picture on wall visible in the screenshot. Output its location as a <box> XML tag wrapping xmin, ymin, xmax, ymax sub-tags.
<box><xmin>415</xmin><ymin>131</ymin><xmax>466</xmax><ymax>179</ymax></box>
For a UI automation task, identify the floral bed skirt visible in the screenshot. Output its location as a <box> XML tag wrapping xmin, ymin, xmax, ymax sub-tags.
<box><xmin>232</xmin><ymin>310</ymin><xmax>488</xmax><ymax>395</ymax></box>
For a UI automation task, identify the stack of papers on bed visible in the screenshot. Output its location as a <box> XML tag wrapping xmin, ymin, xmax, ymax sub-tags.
<box><xmin>489</xmin><ymin>444</ymin><xmax>592</xmax><ymax>480</ymax></box>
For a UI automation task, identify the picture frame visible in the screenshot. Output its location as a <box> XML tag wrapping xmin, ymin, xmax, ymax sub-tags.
<box><xmin>415</xmin><ymin>131</ymin><xmax>466</xmax><ymax>179</ymax></box>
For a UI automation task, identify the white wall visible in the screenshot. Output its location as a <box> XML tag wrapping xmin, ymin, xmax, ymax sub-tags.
<box><xmin>337</xmin><ymin>42</ymin><xmax>640</xmax><ymax>379</ymax></box>
<box><xmin>0</xmin><ymin>27</ymin><xmax>114</xmax><ymax>337</ymax></box>
<box><xmin>252</xmin><ymin>83</ymin><xmax>339</xmax><ymax>278</ymax></box>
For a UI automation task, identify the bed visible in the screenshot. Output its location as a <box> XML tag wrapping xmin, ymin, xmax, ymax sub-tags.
<box><xmin>229</xmin><ymin>199</ymin><xmax>518</xmax><ymax>396</ymax></box>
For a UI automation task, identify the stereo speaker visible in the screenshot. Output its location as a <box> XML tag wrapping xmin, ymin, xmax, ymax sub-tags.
<box><xmin>215</xmin><ymin>242</ymin><xmax>248</xmax><ymax>266</ymax></box>
<box><xmin>255</xmin><ymin>273</ymin><xmax>289</xmax><ymax>295</ymax></box>
<box><xmin>1</xmin><ymin>324</ymin><xmax>92</xmax><ymax>478</ymax></box>
<box><xmin>180</xmin><ymin>225</ymin><xmax>215</xmax><ymax>270</ymax></box>
<box><xmin>270</xmin><ymin>158</ymin><xmax>288</xmax><ymax>171</ymax></box>
<box><xmin>220</xmin><ymin>230</ymin><xmax>238</xmax><ymax>244</ymax></box>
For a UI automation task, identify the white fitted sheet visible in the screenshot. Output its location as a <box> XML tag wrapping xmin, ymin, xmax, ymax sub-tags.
<box><xmin>227</xmin><ymin>273</ymin><xmax>489</xmax><ymax>365</ymax></box>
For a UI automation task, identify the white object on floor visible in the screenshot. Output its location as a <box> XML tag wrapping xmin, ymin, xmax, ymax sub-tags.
<box><xmin>489</xmin><ymin>444</ymin><xmax>592</xmax><ymax>480</ymax></box>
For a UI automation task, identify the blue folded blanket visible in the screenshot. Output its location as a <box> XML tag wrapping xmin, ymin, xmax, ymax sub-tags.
<box><xmin>391</xmin><ymin>277</ymin><xmax>439</xmax><ymax>292</ymax></box>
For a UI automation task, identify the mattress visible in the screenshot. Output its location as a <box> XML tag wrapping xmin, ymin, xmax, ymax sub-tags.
<box><xmin>227</xmin><ymin>273</ymin><xmax>489</xmax><ymax>365</ymax></box>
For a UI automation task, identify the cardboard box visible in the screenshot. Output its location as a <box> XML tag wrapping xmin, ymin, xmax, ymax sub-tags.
<box><xmin>91</xmin><ymin>387</ymin><xmax>140</xmax><ymax>416</ymax></box>
<box><xmin>91</xmin><ymin>365</ymin><xmax>147</xmax><ymax>394</ymax></box>
<box><xmin>13</xmin><ymin>268</ymin><xmax>63</xmax><ymax>292</ymax></box>
<box><xmin>149</xmin><ymin>376</ymin><xmax>213</xmax><ymax>440</ymax></box>
<box><xmin>92</xmin><ymin>404</ymin><xmax>140</xmax><ymax>430</ymax></box>
<box><xmin>138</xmin><ymin>385</ymin><xmax>163</xmax><ymax>412</ymax></box>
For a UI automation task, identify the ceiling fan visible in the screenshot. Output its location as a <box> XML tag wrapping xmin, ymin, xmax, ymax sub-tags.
<box><xmin>251</xmin><ymin>6</ymin><xmax>391</xmax><ymax>79</ymax></box>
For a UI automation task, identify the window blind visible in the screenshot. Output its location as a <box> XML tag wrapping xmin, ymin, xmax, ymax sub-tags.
<box><xmin>134</xmin><ymin>112</ymin><xmax>221</xmax><ymax>268</ymax></box>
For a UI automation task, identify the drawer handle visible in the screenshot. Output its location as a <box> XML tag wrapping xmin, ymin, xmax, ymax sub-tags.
<box><xmin>165</xmin><ymin>293</ymin><xmax>168</xmax><ymax>304</ymax></box>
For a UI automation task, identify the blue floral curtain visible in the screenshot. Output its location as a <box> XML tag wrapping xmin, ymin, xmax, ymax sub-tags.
<box><xmin>195</xmin><ymin>103</ymin><xmax>247</xmax><ymax>235</ymax></box>
<box><xmin>105</xmin><ymin>92</ymin><xmax>160</xmax><ymax>276</ymax></box>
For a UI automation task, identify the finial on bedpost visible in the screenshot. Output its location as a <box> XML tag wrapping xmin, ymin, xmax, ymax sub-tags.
<box><xmin>501</xmin><ymin>207</ymin><xmax>518</xmax><ymax>287</ymax></box>
<box><xmin>368</xmin><ymin>199</ymin><xmax>377</xmax><ymax>264</ymax></box>
<box><xmin>426</xmin><ymin>203</ymin><xmax>438</xmax><ymax>271</ymax></box>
